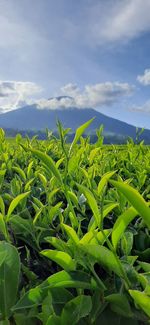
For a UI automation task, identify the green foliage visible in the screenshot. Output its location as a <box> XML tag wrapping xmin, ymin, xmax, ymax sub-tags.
<box><xmin>105</xmin><ymin>293</ymin><xmax>133</xmax><ymax>318</ymax></box>
<box><xmin>0</xmin><ymin>242</ymin><xmax>20</xmax><ymax>318</ymax></box>
<box><xmin>41</xmin><ymin>250</ymin><xmax>76</xmax><ymax>271</ymax></box>
<box><xmin>0</xmin><ymin>120</ymin><xmax>150</xmax><ymax>323</ymax></box>
<box><xmin>61</xmin><ymin>295</ymin><xmax>92</xmax><ymax>325</ymax></box>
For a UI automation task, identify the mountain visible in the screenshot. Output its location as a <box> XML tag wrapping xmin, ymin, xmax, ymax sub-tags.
<box><xmin>0</xmin><ymin>102</ymin><xmax>150</xmax><ymax>142</ymax></box>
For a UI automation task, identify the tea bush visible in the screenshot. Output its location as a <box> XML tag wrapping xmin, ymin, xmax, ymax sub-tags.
<box><xmin>0</xmin><ymin>120</ymin><xmax>150</xmax><ymax>324</ymax></box>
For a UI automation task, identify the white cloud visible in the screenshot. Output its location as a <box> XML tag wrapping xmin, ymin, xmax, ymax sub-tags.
<box><xmin>37</xmin><ymin>97</ymin><xmax>76</xmax><ymax>110</ymax></box>
<box><xmin>131</xmin><ymin>100</ymin><xmax>150</xmax><ymax>113</ymax></box>
<box><xmin>60</xmin><ymin>83</ymin><xmax>80</xmax><ymax>97</ymax></box>
<box><xmin>37</xmin><ymin>82</ymin><xmax>134</xmax><ymax>110</ymax></box>
<box><xmin>0</xmin><ymin>81</ymin><xmax>42</xmax><ymax>112</ymax></box>
<box><xmin>87</xmin><ymin>0</ymin><xmax>150</xmax><ymax>44</ymax></box>
<box><xmin>137</xmin><ymin>69</ymin><xmax>150</xmax><ymax>85</ymax></box>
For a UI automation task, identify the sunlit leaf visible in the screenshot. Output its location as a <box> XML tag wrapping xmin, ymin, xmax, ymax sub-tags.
<box><xmin>110</xmin><ymin>180</ymin><xmax>150</xmax><ymax>228</ymax></box>
<box><xmin>129</xmin><ymin>290</ymin><xmax>150</xmax><ymax>317</ymax></box>
<box><xmin>69</xmin><ymin>118</ymin><xmax>94</xmax><ymax>154</ymax></box>
<box><xmin>13</xmin><ymin>166</ymin><xmax>26</xmax><ymax>181</ymax></box>
<box><xmin>61</xmin><ymin>224</ymin><xmax>79</xmax><ymax>245</ymax></box>
<box><xmin>77</xmin><ymin>184</ymin><xmax>101</xmax><ymax>228</ymax></box>
<box><xmin>79</xmin><ymin>244</ymin><xmax>122</xmax><ymax>277</ymax></box>
<box><xmin>31</xmin><ymin>149</ymin><xmax>62</xmax><ymax>184</ymax></box>
<box><xmin>112</xmin><ymin>207</ymin><xmax>139</xmax><ymax>250</ymax></box>
<box><xmin>98</xmin><ymin>171</ymin><xmax>117</xmax><ymax>196</ymax></box>
<box><xmin>0</xmin><ymin>196</ymin><xmax>5</xmax><ymax>215</ymax></box>
<box><xmin>41</xmin><ymin>250</ymin><xmax>76</xmax><ymax>271</ymax></box>
<box><xmin>7</xmin><ymin>192</ymin><xmax>30</xmax><ymax>220</ymax></box>
<box><xmin>89</xmin><ymin>202</ymin><xmax>118</xmax><ymax>231</ymax></box>
<box><xmin>12</xmin><ymin>271</ymin><xmax>98</xmax><ymax>310</ymax></box>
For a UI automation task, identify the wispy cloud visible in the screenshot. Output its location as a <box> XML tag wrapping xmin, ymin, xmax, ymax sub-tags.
<box><xmin>0</xmin><ymin>81</ymin><xmax>42</xmax><ymax>112</ymax></box>
<box><xmin>0</xmin><ymin>0</ymin><xmax>49</xmax><ymax>72</ymax></box>
<box><xmin>137</xmin><ymin>69</ymin><xmax>150</xmax><ymax>85</ymax></box>
<box><xmin>37</xmin><ymin>82</ymin><xmax>134</xmax><ymax>110</ymax></box>
<box><xmin>61</xmin><ymin>84</ymin><xmax>80</xmax><ymax>97</ymax></box>
<box><xmin>131</xmin><ymin>100</ymin><xmax>150</xmax><ymax>113</ymax></box>
<box><xmin>86</xmin><ymin>0</ymin><xmax>150</xmax><ymax>45</ymax></box>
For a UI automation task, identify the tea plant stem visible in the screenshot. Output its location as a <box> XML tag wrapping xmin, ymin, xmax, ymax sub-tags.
<box><xmin>100</xmin><ymin>228</ymin><xmax>131</xmax><ymax>289</ymax></box>
<box><xmin>64</xmin><ymin>185</ymin><xmax>78</xmax><ymax>228</ymax></box>
<box><xmin>89</xmin><ymin>264</ymin><xmax>106</xmax><ymax>291</ymax></box>
<box><xmin>100</xmin><ymin>187</ymin><xmax>131</xmax><ymax>289</ymax></box>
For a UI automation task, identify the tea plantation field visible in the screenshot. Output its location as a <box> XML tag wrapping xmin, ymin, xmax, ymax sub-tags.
<box><xmin>0</xmin><ymin>119</ymin><xmax>150</xmax><ymax>324</ymax></box>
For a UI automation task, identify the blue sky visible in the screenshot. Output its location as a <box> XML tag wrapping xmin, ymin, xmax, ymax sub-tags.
<box><xmin>1</xmin><ymin>0</ymin><xmax>150</xmax><ymax>128</ymax></box>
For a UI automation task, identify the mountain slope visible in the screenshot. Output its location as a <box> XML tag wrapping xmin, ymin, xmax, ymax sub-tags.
<box><xmin>0</xmin><ymin>104</ymin><xmax>149</xmax><ymax>140</ymax></box>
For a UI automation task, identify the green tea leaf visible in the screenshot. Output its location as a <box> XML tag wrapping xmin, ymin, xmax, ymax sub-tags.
<box><xmin>38</xmin><ymin>172</ymin><xmax>47</xmax><ymax>188</ymax></box>
<box><xmin>12</xmin><ymin>286</ymin><xmax>47</xmax><ymax>311</ymax></box>
<box><xmin>80</xmin><ymin>230</ymin><xmax>97</xmax><ymax>245</ymax></box>
<box><xmin>61</xmin><ymin>224</ymin><xmax>79</xmax><ymax>245</ymax></box>
<box><xmin>41</xmin><ymin>250</ymin><xmax>76</xmax><ymax>271</ymax></box>
<box><xmin>13</xmin><ymin>166</ymin><xmax>26</xmax><ymax>181</ymax></box>
<box><xmin>0</xmin><ymin>242</ymin><xmax>20</xmax><ymax>317</ymax></box>
<box><xmin>110</xmin><ymin>180</ymin><xmax>150</xmax><ymax>228</ymax></box>
<box><xmin>98</xmin><ymin>171</ymin><xmax>117</xmax><ymax>196</ymax></box>
<box><xmin>56</xmin><ymin>157</ymin><xmax>64</xmax><ymax>169</ymax></box>
<box><xmin>7</xmin><ymin>192</ymin><xmax>30</xmax><ymax>220</ymax></box>
<box><xmin>24</xmin><ymin>178</ymin><xmax>34</xmax><ymax>191</ymax></box>
<box><xmin>0</xmin><ymin>196</ymin><xmax>5</xmax><ymax>215</ymax></box>
<box><xmin>31</xmin><ymin>149</ymin><xmax>62</xmax><ymax>184</ymax></box>
<box><xmin>12</xmin><ymin>271</ymin><xmax>98</xmax><ymax>311</ymax></box>
<box><xmin>46</xmin><ymin>315</ymin><xmax>61</xmax><ymax>325</ymax></box>
<box><xmin>105</xmin><ymin>293</ymin><xmax>133</xmax><ymax>318</ymax></box>
<box><xmin>89</xmin><ymin>147</ymin><xmax>100</xmax><ymax>164</ymax></box>
<box><xmin>90</xmin><ymin>229</ymin><xmax>112</xmax><ymax>245</ymax></box>
<box><xmin>68</xmin><ymin>191</ymin><xmax>78</xmax><ymax>206</ymax></box>
<box><xmin>0</xmin><ymin>213</ymin><xmax>7</xmax><ymax>239</ymax></box>
<box><xmin>138</xmin><ymin>261</ymin><xmax>150</xmax><ymax>272</ymax></box>
<box><xmin>89</xmin><ymin>202</ymin><xmax>118</xmax><ymax>231</ymax></box>
<box><xmin>0</xmin><ymin>250</ymin><xmax>7</xmax><ymax>267</ymax></box>
<box><xmin>10</xmin><ymin>216</ymin><xmax>34</xmax><ymax>237</ymax></box>
<box><xmin>45</xmin><ymin>236</ymin><xmax>67</xmax><ymax>251</ymax></box>
<box><xmin>27</xmin><ymin>161</ymin><xmax>34</xmax><ymax>179</ymax></box>
<box><xmin>50</xmin><ymin>287</ymin><xmax>73</xmax><ymax>311</ymax></box>
<box><xmin>112</xmin><ymin>207</ymin><xmax>138</xmax><ymax>250</ymax></box>
<box><xmin>61</xmin><ymin>295</ymin><xmax>92</xmax><ymax>325</ymax></box>
<box><xmin>33</xmin><ymin>207</ymin><xmax>43</xmax><ymax>225</ymax></box>
<box><xmin>79</xmin><ymin>244</ymin><xmax>122</xmax><ymax>277</ymax></box>
<box><xmin>49</xmin><ymin>202</ymin><xmax>62</xmax><ymax>223</ymax></box>
<box><xmin>129</xmin><ymin>290</ymin><xmax>150</xmax><ymax>317</ymax></box>
<box><xmin>77</xmin><ymin>184</ymin><xmax>101</xmax><ymax>228</ymax></box>
<box><xmin>81</xmin><ymin>229</ymin><xmax>111</xmax><ymax>246</ymax></box>
<box><xmin>69</xmin><ymin>118</ymin><xmax>94</xmax><ymax>154</ymax></box>
<box><xmin>121</xmin><ymin>231</ymin><xmax>133</xmax><ymax>256</ymax></box>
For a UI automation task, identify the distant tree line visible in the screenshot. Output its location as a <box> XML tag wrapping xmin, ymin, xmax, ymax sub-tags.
<box><xmin>2</xmin><ymin>127</ymin><xmax>149</xmax><ymax>144</ymax></box>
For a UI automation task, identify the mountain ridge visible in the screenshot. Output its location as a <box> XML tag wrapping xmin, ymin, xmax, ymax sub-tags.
<box><xmin>0</xmin><ymin>103</ymin><xmax>149</xmax><ymax>142</ymax></box>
